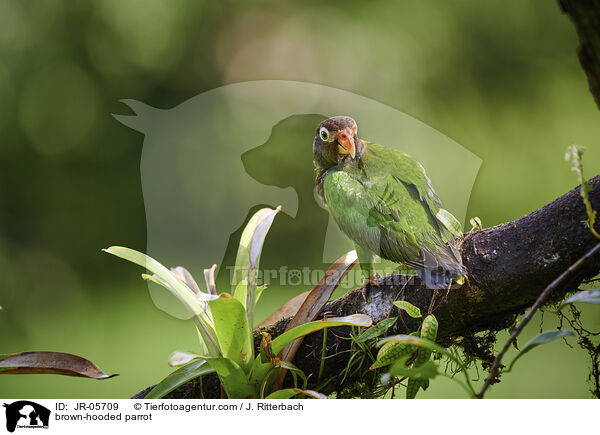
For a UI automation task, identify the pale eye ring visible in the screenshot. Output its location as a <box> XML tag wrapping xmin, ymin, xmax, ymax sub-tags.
<box><xmin>319</xmin><ymin>127</ymin><xmax>330</xmax><ymax>142</ymax></box>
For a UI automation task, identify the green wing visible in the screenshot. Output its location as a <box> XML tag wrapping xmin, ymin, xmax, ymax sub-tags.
<box><xmin>322</xmin><ymin>143</ymin><xmax>462</xmax><ymax>273</ymax></box>
<box><xmin>366</xmin><ymin>143</ymin><xmax>462</xmax><ymax>237</ymax></box>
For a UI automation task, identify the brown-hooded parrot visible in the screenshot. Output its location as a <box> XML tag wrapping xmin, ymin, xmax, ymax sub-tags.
<box><xmin>313</xmin><ymin>116</ymin><xmax>464</xmax><ymax>292</ymax></box>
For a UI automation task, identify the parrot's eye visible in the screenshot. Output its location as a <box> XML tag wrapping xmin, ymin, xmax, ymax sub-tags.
<box><xmin>319</xmin><ymin>127</ymin><xmax>331</xmax><ymax>142</ymax></box>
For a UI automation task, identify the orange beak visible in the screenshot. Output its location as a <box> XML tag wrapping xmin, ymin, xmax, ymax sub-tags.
<box><xmin>337</xmin><ymin>129</ymin><xmax>356</xmax><ymax>159</ymax></box>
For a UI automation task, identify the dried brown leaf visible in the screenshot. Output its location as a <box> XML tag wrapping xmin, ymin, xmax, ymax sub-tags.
<box><xmin>273</xmin><ymin>250</ymin><xmax>358</xmax><ymax>389</ymax></box>
<box><xmin>171</xmin><ymin>266</ymin><xmax>202</xmax><ymax>294</ymax></box>
<box><xmin>203</xmin><ymin>264</ymin><xmax>218</xmax><ymax>295</ymax></box>
<box><xmin>0</xmin><ymin>352</ymin><xmax>116</xmax><ymax>379</ymax></box>
<box><xmin>256</xmin><ymin>290</ymin><xmax>312</xmax><ymax>330</ymax></box>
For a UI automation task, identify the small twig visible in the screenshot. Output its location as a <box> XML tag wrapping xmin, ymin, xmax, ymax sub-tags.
<box><xmin>387</xmin><ymin>278</ymin><xmax>410</xmax><ymax>318</ymax></box>
<box><xmin>427</xmin><ymin>289</ymin><xmax>439</xmax><ymax>315</ymax></box>
<box><xmin>476</xmin><ymin>241</ymin><xmax>600</xmax><ymax>399</ymax></box>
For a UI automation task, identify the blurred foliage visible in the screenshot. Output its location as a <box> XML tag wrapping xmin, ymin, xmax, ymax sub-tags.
<box><xmin>1</xmin><ymin>0</ymin><xmax>600</xmax><ymax>398</ymax></box>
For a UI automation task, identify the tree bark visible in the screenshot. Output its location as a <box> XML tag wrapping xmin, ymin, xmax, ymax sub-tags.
<box><xmin>134</xmin><ymin>174</ymin><xmax>600</xmax><ymax>399</ymax></box>
<box><xmin>560</xmin><ymin>0</ymin><xmax>600</xmax><ymax>109</ymax></box>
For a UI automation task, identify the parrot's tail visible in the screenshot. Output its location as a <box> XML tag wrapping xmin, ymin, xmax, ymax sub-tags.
<box><xmin>413</xmin><ymin>246</ymin><xmax>465</xmax><ymax>289</ymax></box>
<box><xmin>414</xmin><ymin>267</ymin><xmax>462</xmax><ymax>289</ymax></box>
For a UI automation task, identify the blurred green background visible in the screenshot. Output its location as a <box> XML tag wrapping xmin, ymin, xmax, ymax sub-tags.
<box><xmin>1</xmin><ymin>0</ymin><xmax>600</xmax><ymax>398</ymax></box>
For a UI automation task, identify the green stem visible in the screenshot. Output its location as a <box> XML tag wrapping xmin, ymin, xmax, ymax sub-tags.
<box><xmin>318</xmin><ymin>328</ymin><xmax>328</xmax><ymax>384</ymax></box>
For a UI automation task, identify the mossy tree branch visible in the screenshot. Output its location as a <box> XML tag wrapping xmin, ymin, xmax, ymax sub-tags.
<box><xmin>134</xmin><ymin>174</ymin><xmax>600</xmax><ymax>399</ymax></box>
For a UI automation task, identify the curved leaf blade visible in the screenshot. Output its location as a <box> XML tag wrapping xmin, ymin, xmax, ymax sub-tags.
<box><xmin>378</xmin><ymin>335</ymin><xmax>475</xmax><ymax>397</ymax></box>
<box><xmin>265</xmin><ymin>388</ymin><xmax>328</xmax><ymax>399</ymax></box>
<box><xmin>370</xmin><ymin>337</ymin><xmax>417</xmax><ymax>369</ymax></box>
<box><xmin>202</xmin><ymin>357</ymin><xmax>256</xmax><ymax>398</ymax></box>
<box><xmin>469</xmin><ymin>216</ymin><xmax>483</xmax><ymax>232</ymax></box>
<box><xmin>0</xmin><ymin>352</ymin><xmax>116</xmax><ymax>379</ymax></box>
<box><xmin>148</xmin><ymin>356</ymin><xmax>257</xmax><ymax>399</ymax></box>
<box><xmin>145</xmin><ymin>358</ymin><xmax>213</xmax><ymax>398</ymax></box>
<box><xmin>277</xmin><ymin>361</ymin><xmax>307</xmax><ymax>390</ymax></box>
<box><xmin>356</xmin><ymin>317</ymin><xmax>397</xmax><ymax>343</ymax></box>
<box><xmin>394</xmin><ymin>301</ymin><xmax>422</xmax><ymax>318</ymax></box>
<box><xmin>559</xmin><ymin>289</ymin><xmax>600</xmax><ymax>310</ymax></box>
<box><xmin>257</xmin><ymin>290</ymin><xmax>311</xmax><ymax>330</ymax></box>
<box><xmin>271</xmin><ymin>314</ymin><xmax>372</xmax><ymax>356</ymax></box>
<box><xmin>168</xmin><ymin>351</ymin><xmax>201</xmax><ymax>367</ymax></box>
<box><xmin>203</xmin><ymin>264</ymin><xmax>218</xmax><ymax>295</ymax></box>
<box><xmin>232</xmin><ymin>206</ymin><xmax>281</xmax><ymax>310</ymax></box>
<box><xmin>507</xmin><ymin>330</ymin><xmax>574</xmax><ymax>372</ymax></box>
<box><xmin>171</xmin><ymin>266</ymin><xmax>202</xmax><ymax>294</ymax></box>
<box><xmin>209</xmin><ymin>295</ymin><xmax>253</xmax><ymax>370</ymax></box>
<box><xmin>104</xmin><ymin>246</ymin><xmax>220</xmax><ymax>355</ymax></box>
<box><xmin>389</xmin><ymin>358</ymin><xmax>439</xmax><ymax>380</ymax></box>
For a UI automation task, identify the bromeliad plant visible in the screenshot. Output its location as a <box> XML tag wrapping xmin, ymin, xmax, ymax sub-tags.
<box><xmin>104</xmin><ymin>206</ymin><xmax>371</xmax><ymax>399</ymax></box>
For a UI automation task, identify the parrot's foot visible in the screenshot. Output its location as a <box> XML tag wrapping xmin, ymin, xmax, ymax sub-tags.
<box><xmin>428</xmin><ymin>280</ymin><xmax>453</xmax><ymax>314</ymax></box>
<box><xmin>463</xmin><ymin>275</ymin><xmax>471</xmax><ymax>288</ymax></box>
<box><xmin>361</xmin><ymin>274</ymin><xmax>381</xmax><ymax>302</ymax></box>
<box><xmin>427</xmin><ymin>289</ymin><xmax>439</xmax><ymax>315</ymax></box>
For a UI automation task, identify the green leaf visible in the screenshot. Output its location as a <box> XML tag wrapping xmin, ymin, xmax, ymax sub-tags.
<box><xmin>385</xmin><ymin>318</ymin><xmax>438</xmax><ymax>399</ymax></box>
<box><xmin>378</xmin><ymin>335</ymin><xmax>475</xmax><ymax>397</ymax></box>
<box><xmin>203</xmin><ymin>357</ymin><xmax>256</xmax><ymax>398</ymax></box>
<box><xmin>104</xmin><ymin>246</ymin><xmax>220</xmax><ymax>356</ymax></box>
<box><xmin>469</xmin><ymin>216</ymin><xmax>483</xmax><ymax>231</ymax></box>
<box><xmin>406</xmin><ymin>377</ymin><xmax>427</xmax><ymax>399</ymax></box>
<box><xmin>355</xmin><ymin>317</ymin><xmax>397</xmax><ymax>343</ymax></box>
<box><xmin>255</xmin><ymin>285</ymin><xmax>267</xmax><ymax>303</ymax></box>
<box><xmin>152</xmin><ymin>356</ymin><xmax>256</xmax><ymax>399</ymax></box>
<box><xmin>193</xmin><ymin>325</ymin><xmax>210</xmax><ymax>357</ymax></box>
<box><xmin>420</xmin><ymin>315</ymin><xmax>438</xmax><ymax>342</ymax></box>
<box><xmin>270</xmin><ymin>314</ymin><xmax>372</xmax><ymax>356</ymax></box>
<box><xmin>370</xmin><ymin>338</ymin><xmax>417</xmax><ymax>369</ymax></box>
<box><xmin>436</xmin><ymin>208</ymin><xmax>463</xmax><ymax>237</ymax></box>
<box><xmin>208</xmin><ymin>295</ymin><xmax>253</xmax><ymax>371</ymax></box>
<box><xmin>393</xmin><ymin>301</ymin><xmax>422</xmax><ymax>318</ymax></box>
<box><xmin>232</xmin><ymin>207</ymin><xmax>281</xmax><ymax>314</ymax></box>
<box><xmin>390</xmin><ymin>358</ymin><xmax>439</xmax><ymax>380</ymax></box>
<box><xmin>248</xmin><ymin>356</ymin><xmax>274</xmax><ymax>393</ymax></box>
<box><xmin>379</xmin><ymin>335</ymin><xmax>450</xmax><ymax>362</ymax></box>
<box><xmin>265</xmin><ymin>388</ymin><xmax>327</xmax><ymax>399</ymax></box>
<box><xmin>278</xmin><ymin>361</ymin><xmax>307</xmax><ymax>390</ymax></box>
<box><xmin>507</xmin><ymin>330</ymin><xmax>574</xmax><ymax>372</ymax></box>
<box><xmin>145</xmin><ymin>358</ymin><xmax>214</xmax><ymax>399</ymax></box>
<box><xmin>168</xmin><ymin>351</ymin><xmax>201</xmax><ymax>367</ymax></box>
<box><xmin>232</xmin><ymin>206</ymin><xmax>280</xmax><ymax>362</ymax></box>
<box><xmin>387</xmin><ymin>355</ymin><xmax>435</xmax><ymax>399</ymax></box>
<box><xmin>0</xmin><ymin>352</ymin><xmax>116</xmax><ymax>379</ymax></box>
<box><xmin>559</xmin><ymin>289</ymin><xmax>600</xmax><ymax>310</ymax></box>
<box><xmin>257</xmin><ymin>359</ymin><xmax>310</xmax><ymax>398</ymax></box>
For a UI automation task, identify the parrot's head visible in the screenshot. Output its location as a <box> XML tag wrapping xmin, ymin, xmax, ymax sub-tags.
<box><xmin>313</xmin><ymin>116</ymin><xmax>364</xmax><ymax>169</ymax></box>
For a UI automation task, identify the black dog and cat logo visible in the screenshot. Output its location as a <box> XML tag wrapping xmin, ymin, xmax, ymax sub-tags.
<box><xmin>3</xmin><ymin>401</ymin><xmax>50</xmax><ymax>432</ymax></box>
